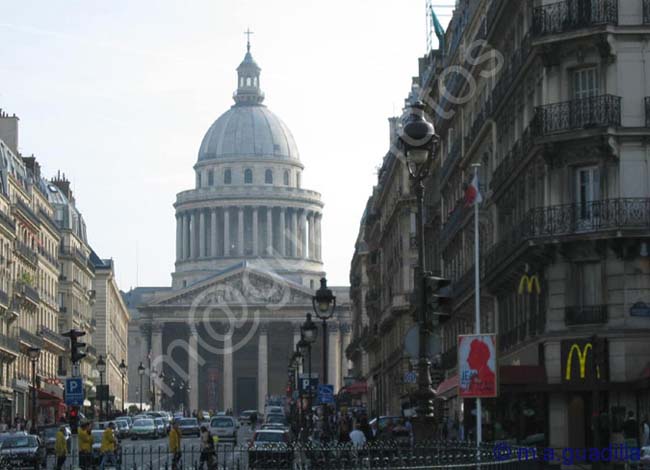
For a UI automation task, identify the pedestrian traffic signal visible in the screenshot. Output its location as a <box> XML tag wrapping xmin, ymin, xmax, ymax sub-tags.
<box><xmin>68</xmin><ymin>405</ymin><xmax>79</xmax><ymax>433</ymax></box>
<box><xmin>425</xmin><ymin>275</ymin><xmax>452</xmax><ymax>324</ymax></box>
<box><xmin>62</xmin><ymin>329</ymin><xmax>87</xmax><ymax>364</ymax></box>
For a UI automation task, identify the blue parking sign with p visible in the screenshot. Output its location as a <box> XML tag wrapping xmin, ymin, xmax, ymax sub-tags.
<box><xmin>65</xmin><ymin>378</ymin><xmax>84</xmax><ymax>406</ymax></box>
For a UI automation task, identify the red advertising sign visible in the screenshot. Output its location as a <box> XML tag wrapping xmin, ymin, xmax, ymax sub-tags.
<box><xmin>458</xmin><ymin>334</ymin><xmax>498</xmax><ymax>398</ymax></box>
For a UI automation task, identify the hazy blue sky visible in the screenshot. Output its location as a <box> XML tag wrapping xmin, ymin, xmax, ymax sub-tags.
<box><xmin>0</xmin><ymin>0</ymin><xmax>452</xmax><ymax>290</ymax></box>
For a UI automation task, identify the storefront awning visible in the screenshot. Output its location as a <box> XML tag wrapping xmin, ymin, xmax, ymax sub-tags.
<box><xmin>340</xmin><ymin>381</ymin><xmax>367</xmax><ymax>395</ymax></box>
<box><xmin>38</xmin><ymin>388</ymin><xmax>63</xmax><ymax>403</ymax></box>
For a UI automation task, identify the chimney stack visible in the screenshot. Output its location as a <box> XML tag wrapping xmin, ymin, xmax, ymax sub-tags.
<box><xmin>22</xmin><ymin>155</ymin><xmax>41</xmax><ymax>180</ymax></box>
<box><xmin>51</xmin><ymin>171</ymin><xmax>73</xmax><ymax>201</ymax></box>
<box><xmin>0</xmin><ymin>109</ymin><xmax>19</xmax><ymax>155</ymax></box>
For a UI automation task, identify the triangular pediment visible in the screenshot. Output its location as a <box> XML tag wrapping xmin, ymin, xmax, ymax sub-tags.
<box><xmin>148</xmin><ymin>264</ymin><xmax>314</xmax><ymax>308</ymax></box>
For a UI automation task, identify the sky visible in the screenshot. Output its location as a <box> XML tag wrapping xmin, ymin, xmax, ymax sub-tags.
<box><xmin>0</xmin><ymin>0</ymin><xmax>453</xmax><ymax>290</ymax></box>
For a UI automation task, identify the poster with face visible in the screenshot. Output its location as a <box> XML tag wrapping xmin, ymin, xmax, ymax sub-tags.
<box><xmin>458</xmin><ymin>334</ymin><xmax>498</xmax><ymax>398</ymax></box>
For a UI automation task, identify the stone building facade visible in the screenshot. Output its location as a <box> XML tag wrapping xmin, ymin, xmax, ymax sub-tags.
<box><xmin>136</xmin><ymin>43</ymin><xmax>350</xmax><ymax>414</ymax></box>
<box><xmin>349</xmin><ymin>0</ymin><xmax>650</xmax><ymax>449</ymax></box>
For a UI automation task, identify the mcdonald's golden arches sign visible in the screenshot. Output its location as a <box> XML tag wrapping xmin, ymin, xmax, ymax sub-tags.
<box><xmin>560</xmin><ymin>338</ymin><xmax>608</xmax><ymax>384</ymax></box>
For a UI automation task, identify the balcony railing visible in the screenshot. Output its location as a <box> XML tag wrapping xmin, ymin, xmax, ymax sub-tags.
<box><xmin>12</xmin><ymin>199</ymin><xmax>40</xmax><ymax>228</ymax></box>
<box><xmin>465</xmin><ymin>97</ymin><xmax>493</xmax><ymax>152</ymax></box>
<box><xmin>18</xmin><ymin>327</ymin><xmax>43</xmax><ymax>348</ymax></box>
<box><xmin>440</xmin><ymin>139</ymin><xmax>462</xmax><ymax>184</ymax></box>
<box><xmin>532</xmin><ymin>0</ymin><xmax>618</xmax><ymax>37</ymax></box>
<box><xmin>440</xmin><ymin>199</ymin><xmax>469</xmax><ymax>247</ymax></box>
<box><xmin>38</xmin><ymin>247</ymin><xmax>58</xmax><ymax>267</ymax></box>
<box><xmin>490</xmin><ymin>126</ymin><xmax>535</xmax><ymax>192</ymax></box>
<box><xmin>484</xmin><ymin>198</ymin><xmax>650</xmax><ymax>279</ymax></box>
<box><xmin>491</xmin><ymin>33</ymin><xmax>532</xmax><ymax>117</ymax></box>
<box><xmin>59</xmin><ymin>246</ymin><xmax>88</xmax><ymax>268</ymax></box>
<box><xmin>39</xmin><ymin>326</ymin><xmax>67</xmax><ymax>350</ymax></box>
<box><xmin>565</xmin><ymin>305</ymin><xmax>608</xmax><ymax>325</ymax></box>
<box><xmin>645</xmin><ymin>0</ymin><xmax>650</xmax><ymax>24</ymax></box>
<box><xmin>533</xmin><ymin>94</ymin><xmax>621</xmax><ymax>136</ymax></box>
<box><xmin>15</xmin><ymin>240</ymin><xmax>38</xmax><ymax>266</ymax></box>
<box><xmin>0</xmin><ymin>332</ymin><xmax>19</xmax><ymax>356</ymax></box>
<box><xmin>17</xmin><ymin>281</ymin><xmax>40</xmax><ymax>306</ymax></box>
<box><xmin>0</xmin><ymin>211</ymin><xmax>15</xmax><ymax>234</ymax></box>
<box><xmin>0</xmin><ymin>289</ymin><xmax>8</xmax><ymax>309</ymax></box>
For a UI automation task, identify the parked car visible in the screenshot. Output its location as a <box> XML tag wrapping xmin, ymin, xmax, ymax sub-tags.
<box><xmin>130</xmin><ymin>418</ymin><xmax>158</xmax><ymax>440</ymax></box>
<box><xmin>239</xmin><ymin>410</ymin><xmax>257</xmax><ymax>425</ymax></box>
<box><xmin>115</xmin><ymin>419</ymin><xmax>130</xmax><ymax>439</ymax></box>
<box><xmin>200</xmin><ymin>411</ymin><xmax>210</xmax><ymax>422</ymax></box>
<box><xmin>0</xmin><ymin>434</ymin><xmax>47</xmax><ymax>469</ymax></box>
<box><xmin>154</xmin><ymin>418</ymin><xmax>167</xmax><ymax>437</ymax></box>
<box><xmin>177</xmin><ymin>418</ymin><xmax>200</xmax><ymax>437</ymax></box>
<box><xmin>38</xmin><ymin>425</ymin><xmax>70</xmax><ymax>454</ymax></box>
<box><xmin>264</xmin><ymin>406</ymin><xmax>284</xmax><ymax>417</ymax></box>
<box><xmin>209</xmin><ymin>416</ymin><xmax>238</xmax><ymax>442</ymax></box>
<box><xmin>0</xmin><ymin>431</ymin><xmax>28</xmax><ymax>447</ymax></box>
<box><xmin>248</xmin><ymin>430</ymin><xmax>292</xmax><ymax>469</ymax></box>
<box><xmin>264</xmin><ymin>414</ymin><xmax>289</xmax><ymax>432</ymax></box>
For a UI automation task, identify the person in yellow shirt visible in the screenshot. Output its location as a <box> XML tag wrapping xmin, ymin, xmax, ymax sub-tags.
<box><xmin>78</xmin><ymin>422</ymin><xmax>93</xmax><ymax>470</ymax></box>
<box><xmin>99</xmin><ymin>422</ymin><xmax>118</xmax><ymax>470</ymax></box>
<box><xmin>54</xmin><ymin>425</ymin><xmax>68</xmax><ymax>470</ymax></box>
<box><xmin>169</xmin><ymin>421</ymin><xmax>182</xmax><ymax>470</ymax></box>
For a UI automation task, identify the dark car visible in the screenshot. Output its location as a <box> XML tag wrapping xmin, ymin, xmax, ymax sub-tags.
<box><xmin>38</xmin><ymin>425</ymin><xmax>70</xmax><ymax>455</ymax></box>
<box><xmin>177</xmin><ymin>418</ymin><xmax>200</xmax><ymax>437</ymax></box>
<box><xmin>0</xmin><ymin>434</ymin><xmax>47</xmax><ymax>469</ymax></box>
<box><xmin>248</xmin><ymin>429</ymin><xmax>292</xmax><ymax>469</ymax></box>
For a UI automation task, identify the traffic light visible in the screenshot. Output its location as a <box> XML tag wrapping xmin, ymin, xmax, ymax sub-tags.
<box><xmin>68</xmin><ymin>406</ymin><xmax>79</xmax><ymax>433</ymax></box>
<box><xmin>62</xmin><ymin>329</ymin><xmax>87</xmax><ymax>364</ymax></box>
<box><xmin>425</xmin><ymin>275</ymin><xmax>452</xmax><ymax>324</ymax></box>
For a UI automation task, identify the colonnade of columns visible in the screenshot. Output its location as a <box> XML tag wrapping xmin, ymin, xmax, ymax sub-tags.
<box><xmin>148</xmin><ymin>320</ymin><xmax>348</xmax><ymax>414</ymax></box>
<box><xmin>176</xmin><ymin>206</ymin><xmax>322</xmax><ymax>262</ymax></box>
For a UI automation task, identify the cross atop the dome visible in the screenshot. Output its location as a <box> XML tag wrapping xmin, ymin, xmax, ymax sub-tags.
<box><xmin>244</xmin><ymin>28</ymin><xmax>254</xmax><ymax>52</ymax></box>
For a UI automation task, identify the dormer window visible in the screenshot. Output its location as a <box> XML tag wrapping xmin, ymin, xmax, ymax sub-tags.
<box><xmin>244</xmin><ymin>168</ymin><xmax>253</xmax><ymax>184</ymax></box>
<box><xmin>265</xmin><ymin>169</ymin><xmax>273</xmax><ymax>184</ymax></box>
<box><xmin>224</xmin><ymin>169</ymin><xmax>232</xmax><ymax>185</ymax></box>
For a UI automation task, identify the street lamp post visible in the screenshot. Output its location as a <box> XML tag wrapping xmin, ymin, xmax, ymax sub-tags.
<box><xmin>311</xmin><ymin>279</ymin><xmax>336</xmax><ymax>440</ymax></box>
<box><xmin>398</xmin><ymin>100</ymin><xmax>439</xmax><ymax>441</ymax></box>
<box><xmin>138</xmin><ymin>362</ymin><xmax>145</xmax><ymax>412</ymax></box>
<box><xmin>27</xmin><ymin>347</ymin><xmax>40</xmax><ymax>434</ymax></box>
<box><xmin>97</xmin><ymin>355</ymin><xmax>106</xmax><ymax>421</ymax></box>
<box><xmin>297</xmin><ymin>336</ymin><xmax>311</xmax><ymax>441</ymax></box>
<box><xmin>119</xmin><ymin>359</ymin><xmax>127</xmax><ymax>414</ymax></box>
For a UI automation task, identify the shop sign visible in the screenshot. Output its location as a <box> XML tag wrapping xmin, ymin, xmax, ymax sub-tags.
<box><xmin>518</xmin><ymin>273</ymin><xmax>541</xmax><ymax>295</ymax></box>
<box><xmin>630</xmin><ymin>302</ymin><xmax>650</xmax><ymax>317</ymax></box>
<box><xmin>458</xmin><ymin>334</ymin><xmax>498</xmax><ymax>398</ymax></box>
<box><xmin>561</xmin><ymin>338</ymin><xmax>608</xmax><ymax>384</ymax></box>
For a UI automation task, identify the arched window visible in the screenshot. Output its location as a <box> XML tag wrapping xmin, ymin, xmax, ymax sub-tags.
<box><xmin>296</xmin><ymin>172</ymin><xmax>301</xmax><ymax>189</ymax></box>
<box><xmin>224</xmin><ymin>169</ymin><xmax>232</xmax><ymax>184</ymax></box>
<box><xmin>283</xmin><ymin>170</ymin><xmax>290</xmax><ymax>186</ymax></box>
<box><xmin>244</xmin><ymin>168</ymin><xmax>253</xmax><ymax>184</ymax></box>
<box><xmin>265</xmin><ymin>169</ymin><xmax>273</xmax><ymax>184</ymax></box>
<box><xmin>208</xmin><ymin>169</ymin><xmax>214</xmax><ymax>186</ymax></box>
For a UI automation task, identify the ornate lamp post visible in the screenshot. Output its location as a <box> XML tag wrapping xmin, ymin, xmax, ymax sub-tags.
<box><xmin>398</xmin><ymin>100</ymin><xmax>439</xmax><ymax>441</ymax></box>
<box><xmin>97</xmin><ymin>355</ymin><xmax>106</xmax><ymax>421</ymax></box>
<box><xmin>297</xmin><ymin>335</ymin><xmax>311</xmax><ymax>440</ymax></box>
<box><xmin>119</xmin><ymin>359</ymin><xmax>127</xmax><ymax>414</ymax></box>
<box><xmin>137</xmin><ymin>362</ymin><xmax>145</xmax><ymax>412</ymax></box>
<box><xmin>311</xmin><ymin>279</ymin><xmax>335</xmax><ymax>440</ymax></box>
<box><xmin>27</xmin><ymin>347</ymin><xmax>40</xmax><ymax>433</ymax></box>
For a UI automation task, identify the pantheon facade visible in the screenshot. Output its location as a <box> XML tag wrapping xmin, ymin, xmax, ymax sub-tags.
<box><xmin>135</xmin><ymin>42</ymin><xmax>350</xmax><ymax>414</ymax></box>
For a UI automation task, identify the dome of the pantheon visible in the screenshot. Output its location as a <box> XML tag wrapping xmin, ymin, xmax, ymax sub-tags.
<box><xmin>197</xmin><ymin>46</ymin><xmax>299</xmax><ymax>163</ymax></box>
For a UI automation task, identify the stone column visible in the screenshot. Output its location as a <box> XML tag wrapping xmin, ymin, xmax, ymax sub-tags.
<box><xmin>189</xmin><ymin>211</ymin><xmax>197</xmax><ymax>259</ymax></box>
<box><xmin>279</xmin><ymin>208</ymin><xmax>286</xmax><ymax>256</ymax></box>
<box><xmin>238</xmin><ymin>208</ymin><xmax>244</xmax><ymax>256</ymax></box>
<box><xmin>252</xmin><ymin>207</ymin><xmax>259</xmax><ymax>256</ymax></box>
<box><xmin>188</xmin><ymin>326</ymin><xmax>199</xmax><ymax>412</ymax></box>
<box><xmin>223</xmin><ymin>332</ymin><xmax>234</xmax><ymax>412</ymax></box>
<box><xmin>199</xmin><ymin>210</ymin><xmax>206</xmax><ymax>258</ymax></box>
<box><xmin>211</xmin><ymin>209</ymin><xmax>218</xmax><ymax>257</ymax></box>
<box><xmin>341</xmin><ymin>324</ymin><xmax>352</xmax><ymax>379</ymax></box>
<box><xmin>299</xmin><ymin>211</ymin><xmax>307</xmax><ymax>258</ymax></box>
<box><xmin>307</xmin><ymin>212</ymin><xmax>314</xmax><ymax>259</ymax></box>
<box><xmin>315</xmin><ymin>214</ymin><xmax>322</xmax><ymax>261</ymax></box>
<box><xmin>151</xmin><ymin>324</ymin><xmax>164</xmax><ymax>409</ymax></box>
<box><xmin>328</xmin><ymin>323</ymin><xmax>340</xmax><ymax>392</ymax></box>
<box><xmin>176</xmin><ymin>215</ymin><xmax>182</xmax><ymax>261</ymax></box>
<box><xmin>223</xmin><ymin>208</ymin><xmax>230</xmax><ymax>257</ymax></box>
<box><xmin>291</xmin><ymin>209</ymin><xmax>298</xmax><ymax>257</ymax></box>
<box><xmin>266</xmin><ymin>207</ymin><xmax>273</xmax><ymax>255</ymax></box>
<box><xmin>293</xmin><ymin>323</ymin><xmax>302</xmax><ymax>349</ymax></box>
<box><xmin>182</xmin><ymin>213</ymin><xmax>189</xmax><ymax>260</ymax></box>
<box><xmin>257</xmin><ymin>323</ymin><xmax>268</xmax><ymax>414</ymax></box>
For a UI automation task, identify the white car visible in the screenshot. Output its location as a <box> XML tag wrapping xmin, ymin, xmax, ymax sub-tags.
<box><xmin>209</xmin><ymin>416</ymin><xmax>239</xmax><ymax>442</ymax></box>
<box><xmin>264</xmin><ymin>406</ymin><xmax>284</xmax><ymax>416</ymax></box>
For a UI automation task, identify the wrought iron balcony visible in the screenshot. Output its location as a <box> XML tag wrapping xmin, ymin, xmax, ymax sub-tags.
<box><xmin>565</xmin><ymin>305</ymin><xmax>608</xmax><ymax>326</ymax></box>
<box><xmin>532</xmin><ymin>0</ymin><xmax>618</xmax><ymax>37</ymax></box>
<box><xmin>0</xmin><ymin>211</ymin><xmax>15</xmax><ymax>234</ymax></box>
<box><xmin>0</xmin><ymin>332</ymin><xmax>19</xmax><ymax>357</ymax></box>
<box><xmin>18</xmin><ymin>327</ymin><xmax>43</xmax><ymax>348</ymax></box>
<box><xmin>491</xmin><ymin>33</ymin><xmax>532</xmax><ymax>116</ymax></box>
<box><xmin>465</xmin><ymin>97</ymin><xmax>493</xmax><ymax>151</ymax></box>
<box><xmin>12</xmin><ymin>199</ymin><xmax>40</xmax><ymax>228</ymax></box>
<box><xmin>533</xmin><ymin>94</ymin><xmax>621</xmax><ymax>137</ymax></box>
<box><xmin>0</xmin><ymin>289</ymin><xmax>8</xmax><ymax>309</ymax></box>
<box><xmin>490</xmin><ymin>126</ymin><xmax>535</xmax><ymax>192</ymax></box>
<box><xmin>440</xmin><ymin>199</ymin><xmax>468</xmax><ymax>248</ymax></box>
<box><xmin>38</xmin><ymin>247</ymin><xmax>58</xmax><ymax>267</ymax></box>
<box><xmin>15</xmin><ymin>240</ymin><xmax>38</xmax><ymax>266</ymax></box>
<box><xmin>440</xmin><ymin>138</ymin><xmax>462</xmax><ymax>184</ymax></box>
<box><xmin>59</xmin><ymin>246</ymin><xmax>88</xmax><ymax>268</ymax></box>
<box><xmin>645</xmin><ymin>0</ymin><xmax>650</xmax><ymax>24</ymax></box>
<box><xmin>39</xmin><ymin>326</ymin><xmax>67</xmax><ymax>350</ymax></box>
<box><xmin>484</xmin><ymin>198</ymin><xmax>650</xmax><ymax>280</ymax></box>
